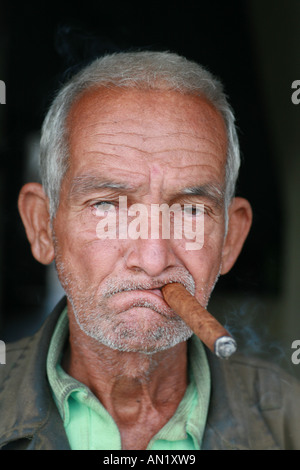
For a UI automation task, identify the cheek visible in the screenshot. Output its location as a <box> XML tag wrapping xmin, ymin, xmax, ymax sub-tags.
<box><xmin>77</xmin><ymin>240</ymin><xmax>122</xmax><ymax>276</ymax></box>
<box><xmin>55</xmin><ymin>219</ymin><xmax>123</xmax><ymax>280</ymax></box>
<box><xmin>175</xmin><ymin>218</ymin><xmax>224</xmax><ymax>265</ymax></box>
<box><xmin>179</xmin><ymin>244</ymin><xmax>223</xmax><ymax>278</ymax></box>
<box><xmin>173</xmin><ymin>230</ymin><xmax>224</xmax><ymax>299</ymax></box>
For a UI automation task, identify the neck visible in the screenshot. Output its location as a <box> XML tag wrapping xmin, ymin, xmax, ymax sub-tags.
<box><xmin>63</xmin><ymin>308</ymin><xmax>188</xmax><ymax>449</ymax></box>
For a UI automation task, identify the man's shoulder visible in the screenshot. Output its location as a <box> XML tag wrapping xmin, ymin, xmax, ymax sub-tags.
<box><xmin>224</xmin><ymin>352</ymin><xmax>297</xmax><ymax>377</ymax></box>
<box><xmin>0</xmin><ymin>297</ymin><xmax>69</xmax><ymax>450</ymax></box>
<box><xmin>0</xmin><ymin>335</ymin><xmax>34</xmax><ymax>379</ymax></box>
<box><xmin>0</xmin><ymin>297</ymin><xmax>67</xmax><ymax>382</ymax></box>
<box><xmin>204</xmin><ymin>351</ymin><xmax>300</xmax><ymax>449</ymax></box>
<box><xmin>216</xmin><ymin>352</ymin><xmax>300</xmax><ymax>408</ymax></box>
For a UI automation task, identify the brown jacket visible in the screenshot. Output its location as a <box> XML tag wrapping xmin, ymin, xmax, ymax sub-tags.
<box><xmin>1</xmin><ymin>297</ymin><xmax>300</xmax><ymax>450</ymax></box>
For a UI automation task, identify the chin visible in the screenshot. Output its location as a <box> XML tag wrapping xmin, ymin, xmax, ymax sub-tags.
<box><xmin>76</xmin><ymin>314</ymin><xmax>193</xmax><ymax>355</ymax></box>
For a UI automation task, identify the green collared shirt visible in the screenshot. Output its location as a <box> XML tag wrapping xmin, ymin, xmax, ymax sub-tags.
<box><xmin>46</xmin><ymin>308</ymin><xmax>210</xmax><ymax>450</ymax></box>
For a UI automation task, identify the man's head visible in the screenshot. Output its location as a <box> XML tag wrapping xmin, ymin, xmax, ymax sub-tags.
<box><xmin>18</xmin><ymin>51</ymin><xmax>252</xmax><ymax>354</ymax></box>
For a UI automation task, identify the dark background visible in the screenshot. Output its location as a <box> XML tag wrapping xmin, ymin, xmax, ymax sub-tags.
<box><xmin>0</xmin><ymin>1</ymin><xmax>299</xmax><ymax>373</ymax></box>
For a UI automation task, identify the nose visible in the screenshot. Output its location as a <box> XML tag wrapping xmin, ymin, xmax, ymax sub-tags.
<box><xmin>124</xmin><ymin>237</ymin><xmax>177</xmax><ymax>277</ymax></box>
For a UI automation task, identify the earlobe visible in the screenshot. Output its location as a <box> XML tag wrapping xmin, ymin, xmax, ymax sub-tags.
<box><xmin>18</xmin><ymin>183</ymin><xmax>55</xmax><ymax>265</ymax></box>
<box><xmin>220</xmin><ymin>197</ymin><xmax>252</xmax><ymax>275</ymax></box>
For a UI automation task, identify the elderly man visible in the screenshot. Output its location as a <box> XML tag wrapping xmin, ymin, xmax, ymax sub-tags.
<box><xmin>1</xmin><ymin>51</ymin><xmax>299</xmax><ymax>450</ymax></box>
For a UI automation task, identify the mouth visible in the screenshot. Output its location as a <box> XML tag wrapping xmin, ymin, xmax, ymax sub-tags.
<box><xmin>108</xmin><ymin>284</ymin><xmax>176</xmax><ymax>317</ymax></box>
<box><xmin>144</xmin><ymin>287</ymin><xmax>164</xmax><ymax>298</ymax></box>
<box><xmin>117</xmin><ymin>285</ymin><xmax>166</xmax><ymax>303</ymax></box>
<box><xmin>105</xmin><ymin>282</ymin><xmax>167</xmax><ymax>298</ymax></box>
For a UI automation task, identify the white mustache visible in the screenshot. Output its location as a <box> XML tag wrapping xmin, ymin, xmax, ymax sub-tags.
<box><xmin>102</xmin><ymin>273</ymin><xmax>195</xmax><ymax>298</ymax></box>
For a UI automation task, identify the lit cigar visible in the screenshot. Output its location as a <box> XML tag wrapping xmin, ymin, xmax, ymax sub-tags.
<box><xmin>162</xmin><ymin>282</ymin><xmax>236</xmax><ymax>359</ymax></box>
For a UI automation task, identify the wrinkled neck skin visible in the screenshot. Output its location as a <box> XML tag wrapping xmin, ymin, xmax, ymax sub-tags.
<box><xmin>62</xmin><ymin>305</ymin><xmax>188</xmax><ymax>450</ymax></box>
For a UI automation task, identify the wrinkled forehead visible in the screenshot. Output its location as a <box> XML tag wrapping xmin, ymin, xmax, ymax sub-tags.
<box><xmin>59</xmin><ymin>87</ymin><xmax>229</xmax><ymax>212</ymax></box>
<box><xmin>66</xmin><ymin>86</ymin><xmax>228</xmax><ymax>151</ymax></box>
<box><xmin>62</xmin><ymin>88</ymin><xmax>228</xmax><ymax>204</ymax></box>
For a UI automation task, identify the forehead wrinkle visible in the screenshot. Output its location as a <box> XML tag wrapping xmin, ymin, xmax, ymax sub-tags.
<box><xmin>88</xmin><ymin>142</ymin><xmax>151</xmax><ymax>157</ymax></box>
<box><xmin>86</xmin><ymin>148</ymin><xmax>221</xmax><ymax>160</ymax></box>
<box><xmin>92</xmin><ymin>131</ymin><xmax>223</xmax><ymax>148</ymax></box>
<box><xmin>86</xmin><ymin>131</ymin><xmax>226</xmax><ymax>162</ymax></box>
<box><xmin>91</xmin><ymin>130</ymin><xmax>220</xmax><ymax>140</ymax></box>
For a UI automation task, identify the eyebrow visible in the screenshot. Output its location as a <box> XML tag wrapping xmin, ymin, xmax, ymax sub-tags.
<box><xmin>179</xmin><ymin>183</ymin><xmax>225</xmax><ymax>208</ymax></box>
<box><xmin>69</xmin><ymin>174</ymin><xmax>135</xmax><ymax>200</ymax></box>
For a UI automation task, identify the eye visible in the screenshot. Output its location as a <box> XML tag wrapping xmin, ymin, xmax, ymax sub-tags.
<box><xmin>183</xmin><ymin>204</ymin><xmax>205</xmax><ymax>216</ymax></box>
<box><xmin>93</xmin><ymin>201</ymin><xmax>117</xmax><ymax>216</ymax></box>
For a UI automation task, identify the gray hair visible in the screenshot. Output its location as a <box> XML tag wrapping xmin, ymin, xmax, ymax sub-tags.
<box><xmin>40</xmin><ymin>51</ymin><xmax>240</xmax><ymax>219</ymax></box>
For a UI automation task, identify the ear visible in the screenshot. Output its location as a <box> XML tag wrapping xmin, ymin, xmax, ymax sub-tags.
<box><xmin>18</xmin><ymin>183</ymin><xmax>55</xmax><ymax>265</ymax></box>
<box><xmin>220</xmin><ymin>197</ymin><xmax>252</xmax><ymax>275</ymax></box>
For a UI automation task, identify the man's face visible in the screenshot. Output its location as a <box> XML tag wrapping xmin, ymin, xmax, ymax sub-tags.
<box><xmin>53</xmin><ymin>87</ymin><xmax>228</xmax><ymax>354</ymax></box>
